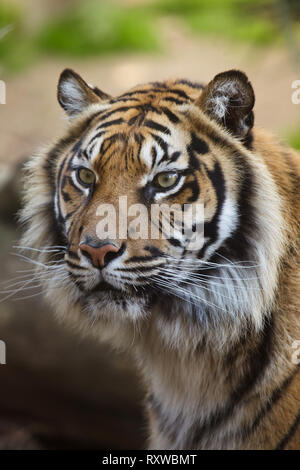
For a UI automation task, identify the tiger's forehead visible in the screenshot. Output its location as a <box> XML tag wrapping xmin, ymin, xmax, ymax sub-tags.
<box><xmin>111</xmin><ymin>78</ymin><xmax>203</xmax><ymax>105</ymax></box>
<box><xmin>77</xmin><ymin>80</ymin><xmax>205</xmax><ymax>173</ymax></box>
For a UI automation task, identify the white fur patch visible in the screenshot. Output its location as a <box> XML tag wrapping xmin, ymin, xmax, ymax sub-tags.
<box><xmin>204</xmin><ymin>196</ymin><xmax>238</xmax><ymax>261</ymax></box>
<box><xmin>60</xmin><ymin>77</ymin><xmax>87</xmax><ymax>115</ymax></box>
<box><xmin>209</xmin><ymin>82</ymin><xmax>239</xmax><ymax>121</ymax></box>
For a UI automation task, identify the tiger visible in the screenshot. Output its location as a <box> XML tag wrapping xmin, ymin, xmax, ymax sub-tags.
<box><xmin>20</xmin><ymin>68</ymin><xmax>300</xmax><ymax>450</ymax></box>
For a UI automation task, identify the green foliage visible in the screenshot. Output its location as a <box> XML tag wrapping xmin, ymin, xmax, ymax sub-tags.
<box><xmin>153</xmin><ymin>0</ymin><xmax>280</xmax><ymax>45</ymax></box>
<box><xmin>186</xmin><ymin>10</ymin><xmax>277</xmax><ymax>45</ymax></box>
<box><xmin>287</xmin><ymin>128</ymin><xmax>300</xmax><ymax>150</ymax></box>
<box><xmin>0</xmin><ymin>0</ymin><xmax>159</xmax><ymax>74</ymax></box>
<box><xmin>0</xmin><ymin>0</ymin><xmax>298</xmax><ymax>75</ymax></box>
<box><xmin>37</xmin><ymin>1</ymin><xmax>159</xmax><ymax>56</ymax></box>
<box><xmin>0</xmin><ymin>2</ymin><xmax>36</xmax><ymax>74</ymax></box>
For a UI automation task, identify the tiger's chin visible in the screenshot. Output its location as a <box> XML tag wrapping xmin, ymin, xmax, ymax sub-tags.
<box><xmin>78</xmin><ymin>279</ymin><xmax>152</xmax><ymax>324</ymax></box>
<box><xmin>44</xmin><ymin>280</ymin><xmax>150</xmax><ymax>349</ymax></box>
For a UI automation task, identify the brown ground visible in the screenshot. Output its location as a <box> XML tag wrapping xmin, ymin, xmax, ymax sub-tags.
<box><xmin>0</xmin><ymin>12</ymin><xmax>299</xmax><ymax>449</ymax></box>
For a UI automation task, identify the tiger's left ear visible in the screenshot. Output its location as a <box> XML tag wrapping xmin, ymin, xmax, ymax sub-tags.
<box><xmin>57</xmin><ymin>68</ymin><xmax>111</xmax><ymax>118</ymax></box>
<box><xmin>197</xmin><ymin>70</ymin><xmax>255</xmax><ymax>140</ymax></box>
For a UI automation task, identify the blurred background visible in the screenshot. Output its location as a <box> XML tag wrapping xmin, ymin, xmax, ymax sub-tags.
<box><xmin>0</xmin><ymin>0</ymin><xmax>299</xmax><ymax>450</ymax></box>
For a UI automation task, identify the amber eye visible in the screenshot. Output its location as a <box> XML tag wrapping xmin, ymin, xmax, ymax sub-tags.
<box><xmin>154</xmin><ymin>172</ymin><xmax>179</xmax><ymax>189</ymax></box>
<box><xmin>77</xmin><ymin>167</ymin><xmax>96</xmax><ymax>186</ymax></box>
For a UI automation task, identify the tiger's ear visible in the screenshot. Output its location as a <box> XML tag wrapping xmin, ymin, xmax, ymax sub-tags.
<box><xmin>57</xmin><ymin>69</ymin><xmax>111</xmax><ymax>118</ymax></box>
<box><xmin>197</xmin><ymin>70</ymin><xmax>255</xmax><ymax>139</ymax></box>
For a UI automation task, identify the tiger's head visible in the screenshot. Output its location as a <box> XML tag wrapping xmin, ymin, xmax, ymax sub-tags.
<box><xmin>20</xmin><ymin>69</ymin><xmax>283</xmax><ymax>345</ymax></box>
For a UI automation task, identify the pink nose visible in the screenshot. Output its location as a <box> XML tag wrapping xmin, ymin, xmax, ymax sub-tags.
<box><xmin>80</xmin><ymin>243</ymin><xmax>119</xmax><ymax>268</ymax></box>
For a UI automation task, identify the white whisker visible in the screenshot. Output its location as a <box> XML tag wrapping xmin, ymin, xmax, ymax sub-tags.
<box><xmin>152</xmin><ymin>275</ymin><xmax>228</xmax><ymax>313</ymax></box>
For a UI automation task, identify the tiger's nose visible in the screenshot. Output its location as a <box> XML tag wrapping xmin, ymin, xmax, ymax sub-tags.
<box><xmin>79</xmin><ymin>241</ymin><xmax>120</xmax><ymax>269</ymax></box>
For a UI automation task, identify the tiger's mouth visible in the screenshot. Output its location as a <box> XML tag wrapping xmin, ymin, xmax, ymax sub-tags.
<box><xmin>90</xmin><ymin>280</ymin><xmax>127</xmax><ymax>298</ymax></box>
<box><xmin>88</xmin><ymin>280</ymin><xmax>146</xmax><ymax>301</ymax></box>
<box><xmin>93</xmin><ymin>281</ymin><xmax>119</xmax><ymax>293</ymax></box>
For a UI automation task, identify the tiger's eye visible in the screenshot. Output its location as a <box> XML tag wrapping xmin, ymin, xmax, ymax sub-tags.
<box><xmin>155</xmin><ymin>172</ymin><xmax>178</xmax><ymax>189</ymax></box>
<box><xmin>77</xmin><ymin>168</ymin><xmax>96</xmax><ymax>186</ymax></box>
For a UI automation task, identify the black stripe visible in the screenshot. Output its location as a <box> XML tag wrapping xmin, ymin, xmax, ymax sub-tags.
<box><xmin>67</xmin><ymin>250</ymin><xmax>80</xmax><ymax>260</ymax></box>
<box><xmin>220</xmin><ymin>152</ymin><xmax>256</xmax><ymax>263</ymax></box>
<box><xmin>61</xmin><ymin>190</ymin><xmax>71</xmax><ymax>203</ymax></box>
<box><xmin>66</xmin><ymin>260</ymin><xmax>87</xmax><ymax>270</ymax></box>
<box><xmin>167</xmin><ymin>88</ymin><xmax>190</xmax><ymax>100</ymax></box>
<box><xmin>198</xmin><ymin>160</ymin><xmax>225</xmax><ymax>257</ymax></box>
<box><xmin>116</xmin><ymin>263</ymin><xmax>165</xmax><ymax>273</ymax></box>
<box><xmin>174</xmin><ymin>79</ymin><xmax>204</xmax><ymax>90</ymax></box>
<box><xmin>148</xmin><ymin>393</ymin><xmax>183</xmax><ymax>443</ymax></box>
<box><xmin>65</xmin><ymin>209</ymin><xmax>77</xmax><ymax>222</ymax></box>
<box><xmin>144</xmin><ymin>119</ymin><xmax>171</xmax><ymax>135</ymax></box>
<box><xmin>87</xmin><ymin>130</ymin><xmax>103</xmax><ymax>147</ymax></box>
<box><xmin>161</xmin><ymin>96</ymin><xmax>185</xmax><ymax>105</ymax></box>
<box><xmin>120</xmin><ymin>88</ymin><xmax>167</xmax><ymax>98</ymax></box>
<box><xmin>128</xmin><ymin>114</ymin><xmax>140</xmax><ymax>126</ymax></box>
<box><xmin>99</xmin><ymin>136</ymin><xmax>115</xmax><ymax>156</ymax></box>
<box><xmin>95</xmin><ymin>106</ymin><xmax>132</xmax><ymax>123</ymax></box>
<box><xmin>71</xmin><ymin>138</ymin><xmax>83</xmax><ymax>154</ymax></box>
<box><xmin>144</xmin><ymin>246</ymin><xmax>165</xmax><ymax>257</ymax></box>
<box><xmin>168</xmin><ymin>237</ymin><xmax>182</xmax><ymax>247</ymax></box>
<box><xmin>133</xmin><ymin>132</ymin><xmax>144</xmax><ymax>166</ymax></box>
<box><xmin>191</xmin><ymin>316</ymin><xmax>274</xmax><ymax>447</ymax></box>
<box><xmin>57</xmin><ymin>155</ymin><xmax>68</xmax><ymax>193</ymax></box>
<box><xmin>189</xmin><ymin>112</ymin><xmax>238</xmax><ymax>151</ymax></box>
<box><xmin>113</xmin><ymin>96</ymin><xmax>140</xmax><ymax>103</ymax></box>
<box><xmin>134</xmin><ymin>103</ymin><xmax>161</xmax><ymax>115</ymax></box>
<box><xmin>276</xmin><ymin>410</ymin><xmax>300</xmax><ymax>450</ymax></box>
<box><xmin>125</xmin><ymin>246</ymin><xmax>165</xmax><ymax>264</ymax></box>
<box><xmin>66</xmin><ymin>151</ymin><xmax>79</xmax><ymax>171</ymax></box>
<box><xmin>237</xmin><ymin>365</ymin><xmax>300</xmax><ymax>443</ymax></box>
<box><xmin>97</xmin><ymin>117</ymin><xmax>124</xmax><ymax>129</ymax></box>
<box><xmin>97</xmin><ymin>133</ymin><xmax>127</xmax><ymax>169</ymax></box>
<box><xmin>56</xmin><ymin>154</ymin><xmax>71</xmax><ymax>228</ymax></box>
<box><xmin>186</xmin><ymin>119</ymin><xmax>257</xmax><ymax>264</ymax></box>
<box><xmin>170</xmin><ymin>151</ymin><xmax>181</xmax><ymax>163</ymax></box>
<box><xmin>160</xmin><ymin>106</ymin><xmax>180</xmax><ymax>123</ymax></box>
<box><xmin>92</xmin><ymin>86</ymin><xmax>110</xmax><ymax>100</ymax></box>
<box><xmin>104</xmin><ymin>132</ymin><xmax>127</xmax><ymax>143</ymax></box>
<box><xmin>134</xmin><ymin>132</ymin><xmax>144</xmax><ymax>144</ymax></box>
<box><xmin>151</xmin><ymin>145</ymin><xmax>158</xmax><ymax>169</ymax></box>
<box><xmin>99</xmin><ymin>146</ymin><xmax>117</xmax><ymax>170</ymax></box>
<box><xmin>187</xmin><ymin>133</ymin><xmax>209</xmax><ymax>169</ymax></box>
<box><xmin>82</xmin><ymin>110</ymin><xmax>105</xmax><ymax>128</ymax></box>
<box><xmin>82</xmin><ymin>147</ymin><xmax>92</xmax><ymax>161</ymax></box>
<box><xmin>179</xmin><ymin>177</ymin><xmax>200</xmax><ymax>203</ymax></box>
<box><xmin>150</xmin><ymin>133</ymin><xmax>169</xmax><ymax>158</ymax></box>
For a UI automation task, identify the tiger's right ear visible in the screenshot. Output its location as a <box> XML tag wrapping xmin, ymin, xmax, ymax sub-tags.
<box><xmin>57</xmin><ymin>69</ymin><xmax>111</xmax><ymax>118</ymax></box>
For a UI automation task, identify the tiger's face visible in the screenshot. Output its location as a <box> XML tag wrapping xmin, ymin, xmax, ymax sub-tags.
<box><xmin>24</xmin><ymin>69</ymin><xmax>274</xmax><ymax>330</ymax></box>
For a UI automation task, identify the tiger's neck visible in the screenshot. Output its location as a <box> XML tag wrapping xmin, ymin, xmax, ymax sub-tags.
<box><xmin>136</xmin><ymin>300</ymin><xmax>297</xmax><ymax>450</ymax></box>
